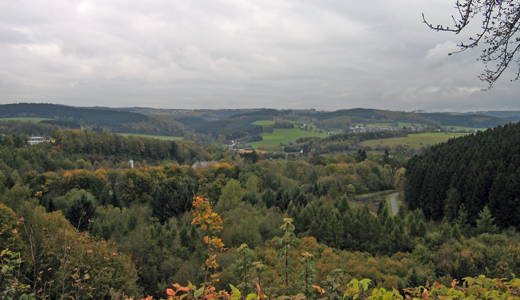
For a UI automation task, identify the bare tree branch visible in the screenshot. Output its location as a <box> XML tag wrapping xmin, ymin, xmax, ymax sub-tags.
<box><xmin>424</xmin><ymin>0</ymin><xmax>520</xmax><ymax>89</ymax></box>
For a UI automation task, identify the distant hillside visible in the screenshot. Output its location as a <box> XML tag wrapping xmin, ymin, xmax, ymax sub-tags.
<box><xmin>405</xmin><ymin>121</ymin><xmax>520</xmax><ymax>228</ymax></box>
<box><xmin>418</xmin><ymin>113</ymin><xmax>509</xmax><ymax>128</ymax></box>
<box><xmin>105</xmin><ymin>107</ymin><xmax>263</xmax><ymax>121</ymax></box>
<box><xmin>188</xmin><ymin>108</ymin><xmax>513</xmax><ymax>141</ymax></box>
<box><xmin>308</xmin><ymin>109</ymin><xmax>509</xmax><ymax>128</ymax></box>
<box><xmin>170</xmin><ymin>116</ymin><xmax>208</xmax><ymax>130</ymax></box>
<box><xmin>107</xmin><ymin>108</ymin><xmax>265</xmax><ymax>131</ymax></box>
<box><xmin>0</xmin><ymin>119</ymin><xmax>80</xmax><ymax>137</ymax></box>
<box><xmin>307</xmin><ymin>109</ymin><xmax>439</xmax><ymax>129</ymax></box>
<box><xmin>195</xmin><ymin>116</ymin><xmax>264</xmax><ymax>139</ymax></box>
<box><xmin>469</xmin><ymin>111</ymin><xmax>520</xmax><ymax>122</ymax></box>
<box><xmin>0</xmin><ymin>103</ymin><xmax>183</xmax><ymax>136</ymax></box>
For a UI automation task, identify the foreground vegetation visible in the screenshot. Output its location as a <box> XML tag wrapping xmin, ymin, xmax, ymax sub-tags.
<box><xmin>1</xmin><ymin>119</ymin><xmax>519</xmax><ymax>299</ymax></box>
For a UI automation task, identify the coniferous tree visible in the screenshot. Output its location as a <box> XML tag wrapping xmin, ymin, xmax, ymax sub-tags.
<box><xmin>476</xmin><ymin>206</ymin><xmax>499</xmax><ymax>235</ymax></box>
<box><xmin>65</xmin><ymin>194</ymin><xmax>97</xmax><ymax>231</ymax></box>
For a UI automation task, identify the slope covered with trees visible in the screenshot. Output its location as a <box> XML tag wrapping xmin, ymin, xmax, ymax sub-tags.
<box><xmin>404</xmin><ymin>121</ymin><xmax>520</xmax><ymax>227</ymax></box>
<box><xmin>0</xmin><ymin>103</ymin><xmax>184</xmax><ymax>136</ymax></box>
<box><xmin>0</xmin><ymin>119</ymin><xmax>79</xmax><ymax>137</ymax></box>
<box><xmin>418</xmin><ymin>113</ymin><xmax>509</xmax><ymax>128</ymax></box>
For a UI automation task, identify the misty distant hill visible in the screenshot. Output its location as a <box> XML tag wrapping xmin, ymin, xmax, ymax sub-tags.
<box><xmin>0</xmin><ymin>103</ymin><xmax>183</xmax><ymax>136</ymax></box>
<box><xmin>468</xmin><ymin>111</ymin><xmax>520</xmax><ymax>122</ymax></box>
<box><xmin>2</xmin><ymin>104</ymin><xmax>514</xmax><ymax>138</ymax></box>
<box><xmin>418</xmin><ymin>112</ymin><xmax>510</xmax><ymax>128</ymax></box>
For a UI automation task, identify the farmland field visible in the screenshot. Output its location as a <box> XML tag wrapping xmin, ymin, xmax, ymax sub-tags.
<box><xmin>248</xmin><ymin>128</ymin><xmax>328</xmax><ymax>149</ymax></box>
<box><xmin>118</xmin><ymin>133</ymin><xmax>183</xmax><ymax>140</ymax></box>
<box><xmin>252</xmin><ymin>120</ymin><xmax>276</xmax><ymax>126</ymax></box>
<box><xmin>445</xmin><ymin>126</ymin><xmax>485</xmax><ymax>131</ymax></box>
<box><xmin>360</xmin><ymin>132</ymin><xmax>470</xmax><ymax>149</ymax></box>
<box><xmin>0</xmin><ymin>117</ymin><xmax>52</xmax><ymax>123</ymax></box>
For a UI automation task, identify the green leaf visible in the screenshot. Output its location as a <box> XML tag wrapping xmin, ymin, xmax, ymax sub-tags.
<box><xmin>293</xmin><ymin>293</ymin><xmax>305</xmax><ymax>300</ymax></box>
<box><xmin>194</xmin><ymin>287</ymin><xmax>204</xmax><ymax>298</ymax></box>
<box><xmin>468</xmin><ymin>285</ymin><xmax>479</xmax><ymax>296</ymax></box>
<box><xmin>230</xmin><ymin>284</ymin><xmax>241</xmax><ymax>299</ymax></box>
<box><xmin>360</xmin><ymin>278</ymin><xmax>371</xmax><ymax>291</ymax></box>
<box><xmin>246</xmin><ymin>294</ymin><xmax>258</xmax><ymax>300</ymax></box>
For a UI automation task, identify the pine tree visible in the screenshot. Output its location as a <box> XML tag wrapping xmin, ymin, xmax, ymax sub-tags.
<box><xmin>476</xmin><ymin>206</ymin><xmax>498</xmax><ymax>235</ymax></box>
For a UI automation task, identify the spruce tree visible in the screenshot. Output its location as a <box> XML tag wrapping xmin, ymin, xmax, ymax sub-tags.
<box><xmin>476</xmin><ymin>206</ymin><xmax>498</xmax><ymax>235</ymax></box>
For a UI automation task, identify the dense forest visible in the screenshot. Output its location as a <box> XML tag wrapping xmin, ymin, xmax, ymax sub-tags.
<box><xmin>2</xmin><ymin>119</ymin><xmax>520</xmax><ymax>300</ymax></box>
<box><xmin>404</xmin><ymin>122</ymin><xmax>520</xmax><ymax>228</ymax></box>
<box><xmin>195</xmin><ymin>116</ymin><xmax>265</xmax><ymax>139</ymax></box>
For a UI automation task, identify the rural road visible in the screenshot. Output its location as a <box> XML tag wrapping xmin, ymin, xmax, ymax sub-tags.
<box><xmin>390</xmin><ymin>193</ymin><xmax>399</xmax><ymax>216</ymax></box>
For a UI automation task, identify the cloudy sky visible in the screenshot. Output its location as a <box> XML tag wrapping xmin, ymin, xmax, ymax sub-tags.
<box><xmin>1</xmin><ymin>0</ymin><xmax>519</xmax><ymax>111</ymax></box>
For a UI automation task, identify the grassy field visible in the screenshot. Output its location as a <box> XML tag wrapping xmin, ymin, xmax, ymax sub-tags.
<box><xmin>118</xmin><ymin>133</ymin><xmax>183</xmax><ymax>140</ymax></box>
<box><xmin>252</xmin><ymin>120</ymin><xmax>276</xmax><ymax>126</ymax></box>
<box><xmin>248</xmin><ymin>128</ymin><xmax>328</xmax><ymax>149</ymax></box>
<box><xmin>360</xmin><ymin>132</ymin><xmax>469</xmax><ymax>149</ymax></box>
<box><xmin>0</xmin><ymin>117</ymin><xmax>52</xmax><ymax>123</ymax></box>
<box><xmin>445</xmin><ymin>126</ymin><xmax>485</xmax><ymax>131</ymax></box>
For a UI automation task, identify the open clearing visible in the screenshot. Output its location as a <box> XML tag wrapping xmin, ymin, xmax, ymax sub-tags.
<box><xmin>0</xmin><ymin>117</ymin><xmax>52</xmax><ymax>123</ymax></box>
<box><xmin>118</xmin><ymin>133</ymin><xmax>183</xmax><ymax>140</ymax></box>
<box><xmin>248</xmin><ymin>128</ymin><xmax>328</xmax><ymax>149</ymax></box>
<box><xmin>360</xmin><ymin>132</ymin><xmax>469</xmax><ymax>149</ymax></box>
<box><xmin>252</xmin><ymin>120</ymin><xmax>276</xmax><ymax>126</ymax></box>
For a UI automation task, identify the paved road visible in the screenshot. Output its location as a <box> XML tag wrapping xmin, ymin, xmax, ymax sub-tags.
<box><xmin>390</xmin><ymin>193</ymin><xmax>399</xmax><ymax>216</ymax></box>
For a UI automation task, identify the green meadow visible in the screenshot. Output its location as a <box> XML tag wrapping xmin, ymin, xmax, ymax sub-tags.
<box><xmin>248</xmin><ymin>128</ymin><xmax>328</xmax><ymax>149</ymax></box>
<box><xmin>0</xmin><ymin>117</ymin><xmax>52</xmax><ymax>123</ymax></box>
<box><xmin>360</xmin><ymin>132</ymin><xmax>470</xmax><ymax>149</ymax></box>
<box><xmin>252</xmin><ymin>120</ymin><xmax>276</xmax><ymax>126</ymax></box>
<box><xmin>445</xmin><ymin>126</ymin><xmax>485</xmax><ymax>131</ymax></box>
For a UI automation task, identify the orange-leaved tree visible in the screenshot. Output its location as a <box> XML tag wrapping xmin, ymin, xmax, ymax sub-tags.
<box><xmin>190</xmin><ymin>195</ymin><xmax>225</xmax><ymax>291</ymax></box>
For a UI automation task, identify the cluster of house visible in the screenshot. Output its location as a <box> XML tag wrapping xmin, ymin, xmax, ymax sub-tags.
<box><xmin>227</xmin><ymin>140</ymin><xmax>254</xmax><ymax>151</ymax></box>
<box><xmin>348</xmin><ymin>125</ymin><xmax>425</xmax><ymax>133</ymax></box>
<box><xmin>28</xmin><ymin>136</ymin><xmax>54</xmax><ymax>145</ymax></box>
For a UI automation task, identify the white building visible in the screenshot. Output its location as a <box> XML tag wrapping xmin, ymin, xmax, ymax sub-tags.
<box><xmin>28</xmin><ymin>136</ymin><xmax>44</xmax><ymax>145</ymax></box>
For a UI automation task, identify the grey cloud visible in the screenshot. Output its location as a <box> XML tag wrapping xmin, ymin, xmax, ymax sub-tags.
<box><xmin>0</xmin><ymin>0</ymin><xmax>518</xmax><ymax>111</ymax></box>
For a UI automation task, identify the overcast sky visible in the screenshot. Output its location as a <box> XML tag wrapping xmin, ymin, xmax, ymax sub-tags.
<box><xmin>1</xmin><ymin>0</ymin><xmax>519</xmax><ymax>111</ymax></box>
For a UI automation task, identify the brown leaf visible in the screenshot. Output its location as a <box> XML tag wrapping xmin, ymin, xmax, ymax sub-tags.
<box><xmin>255</xmin><ymin>282</ymin><xmax>265</xmax><ymax>300</ymax></box>
<box><xmin>312</xmin><ymin>285</ymin><xmax>326</xmax><ymax>294</ymax></box>
<box><xmin>451</xmin><ymin>279</ymin><xmax>459</xmax><ymax>288</ymax></box>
